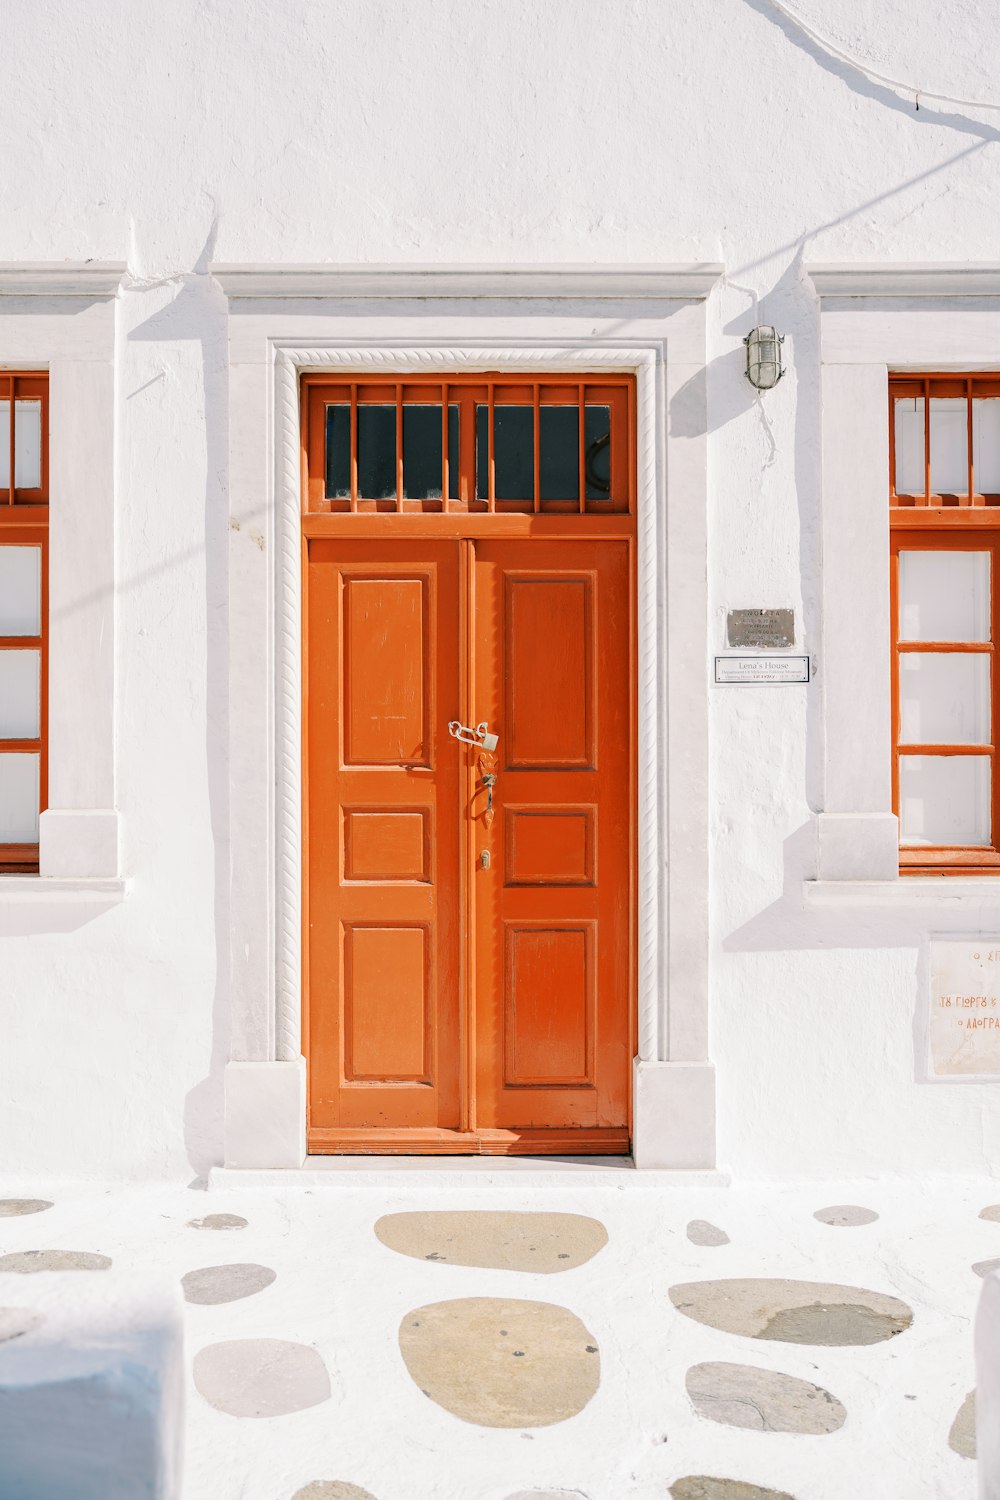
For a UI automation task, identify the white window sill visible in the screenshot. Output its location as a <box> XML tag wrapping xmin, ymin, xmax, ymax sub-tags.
<box><xmin>0</xmin><ymin>876</ymin><xmax>128</xmax><ymax>902</ymax></box>
<box><xmin>804</xmin><ymin>878</ymin><xmax>1000</xmax><ymax>906</ymax></box>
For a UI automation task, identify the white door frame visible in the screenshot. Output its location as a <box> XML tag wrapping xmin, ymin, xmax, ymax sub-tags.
<box><xmin>216</xmin><ymin>266</ymin><xmax>718</xmax><ymax>1169</ymax></box>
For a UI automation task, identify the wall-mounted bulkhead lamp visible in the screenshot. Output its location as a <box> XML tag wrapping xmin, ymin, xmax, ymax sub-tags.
<box><xmin>744</xmin><ymin>325</ymin><xmax>785</xmax><ymax>390</ymax></box>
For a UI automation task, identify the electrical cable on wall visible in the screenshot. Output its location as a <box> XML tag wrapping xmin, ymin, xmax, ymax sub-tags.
<box><xmin>768</xmin><ymin>0</ymin><xmax>1000</xmax><ymax>112</ymax></box>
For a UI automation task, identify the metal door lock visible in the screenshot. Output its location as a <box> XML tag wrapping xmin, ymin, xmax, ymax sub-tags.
<box><xmin>479</xmin><ymin>849</ymin><xmax>491</xmax><ymax>870</ymax></box>
<box><xmin>447</xmin><ymin>720</ymin><xmax>499</xmax><ymax>752</ymax></box>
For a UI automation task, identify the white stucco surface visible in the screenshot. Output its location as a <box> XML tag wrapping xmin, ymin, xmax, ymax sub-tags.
<box><xmin>2</xmin><ymin>0</ymin><xmax>1000</xmax><ymax>1178</ymax></box>
<box><xmin>0</xmin><ymin>1173</ymin><xmax>991</xmax><ymax>1499</ymax></box>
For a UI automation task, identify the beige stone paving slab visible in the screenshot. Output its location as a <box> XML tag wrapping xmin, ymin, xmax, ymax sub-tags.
<box><xmin>669</xmin><ymin>1278</ymin><xmax>913</xmax><ymax>1346</ymax></box>
<box><xmin>502</xmin><ymin>1492</ymin><xmax>587</xmax><ymax>1499</ymax></box>
<box><xmin>687</xmin><ymin>1219</ymin><xmax>730</xmax><ymax>1246</ymax></box>
<box><xmin>398</xmin><ymin>1296</ymin><xmax>600</xmax><ymax>1427</ymax></box>
<box><xmin>188</xmin><ymin>1213</ymin><xmax>248</xmax><ymax>1231</ymax></box>
<box><xmin>948</xmin><ymin>1389</ymin><xmax>976</xmax><ymax>1459</ymax></box>
<box><xmin>686</xmin><ymin>1361</ymin><xmax>846</xmax><ymax>1434</ymax></box>
<box><xmin>292</xmin><ymin>1486</ymin><xmax>379</xmax><ymax>1500</ymax></box>
<box><xmin>182</xmin><ymin>1263</ymin><xmax>276</xmax><ymax>1305</ymax></box>
<box><xmin>812</xmin><ymin>1205</ymin><xmax>878</xmax><ymax>1227</ymax></box>
<box><xmin>0</xmin><ymin>1250</ymin><xmax>111</xmax><ymax>1273</ymax></box>
<box><xmin>375</xmin><ymin>1211</ymin><xmax>608</xmax><ymax>1271</ymax></box>
<box><xmin>670</xmin><ymin>1481</ymin><xmax>800</xmax><ymax>1500</ymax></box>
<box><xmin>193</xmin><ymin>1338</ymin><xmax>331</xmax><ymax>1418</ymax></box>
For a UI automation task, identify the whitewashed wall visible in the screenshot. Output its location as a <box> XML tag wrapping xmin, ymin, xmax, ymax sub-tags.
<box><xmin>2</xmin><ymin>0</ymin><xmax>1000</xmax><ymax>1178</ymax></box>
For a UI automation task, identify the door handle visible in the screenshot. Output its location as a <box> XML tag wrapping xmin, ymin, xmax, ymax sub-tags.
<box><xmin>447</xmin><ymin>719</ymin><xmax>499</xmax><ymax>752</ymax></box>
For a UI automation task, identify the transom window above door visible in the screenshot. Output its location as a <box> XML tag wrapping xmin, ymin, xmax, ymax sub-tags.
<box><xmin>303</xmin><ymin>374</ymin><xmax>633</xmax><ymax>514</ymax></box>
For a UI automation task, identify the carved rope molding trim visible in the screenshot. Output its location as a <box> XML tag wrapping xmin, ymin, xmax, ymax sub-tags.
<box><xmin>272</xmin><ymin>343</ymin><xmax>663</xmax><ymax>1065</ymax></box>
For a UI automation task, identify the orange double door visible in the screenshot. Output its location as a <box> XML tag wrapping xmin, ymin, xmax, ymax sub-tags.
<box><xmin>305</xmin><ymin>533</ymin><xmax>634</xmax><ymax>1153</ymax></box>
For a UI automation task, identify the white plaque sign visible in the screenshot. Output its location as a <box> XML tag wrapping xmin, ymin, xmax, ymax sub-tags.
<box><xmin>930</xmin><ymin>940</ymin><xmax>1000</xmax><ymax>1077</ymax></box>
<box><xmin>714</xmin><ymin>654</ymin><xmax>810</xmax><ymax>685</ymax></box>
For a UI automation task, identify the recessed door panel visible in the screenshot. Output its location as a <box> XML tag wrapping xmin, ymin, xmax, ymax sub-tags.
<box><xmin>505</xmin><ymin>806</ymin><xmax>595</xmax><ymax>886</ymax></box>
<box><xmin>504</xmin><ymin>922</ymin><xmax>596</xmax><ymax>1086</ymax></box>
<box><xmin>343</xmin><ymin>808</ymin><xmax>430</xmax><ymax>883</ymax></box>
<box><xmin>343</xmin><ymin>923</ymin><xmax>430</xmax><ymax>1081</ymax></box>
<box><xmin>343</xmin><ymin>575</ymin><xmax>429</xmax><ymax>766</ymax></box>
<box><xmin>505</xmin><ymin>575</ymin><xmax>594</xmax><ymax>768</ymax></box>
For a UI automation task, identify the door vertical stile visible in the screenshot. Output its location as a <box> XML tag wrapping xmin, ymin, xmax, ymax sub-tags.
<box><xmin>459</xmin><ymin>537</ymin><xmax>474</xmax><ymax>1133</ymax></box>
<box><xmin>627</xmin><ymin>532</ymin><xmax>638</xmax><ymax>1108</ymax></box>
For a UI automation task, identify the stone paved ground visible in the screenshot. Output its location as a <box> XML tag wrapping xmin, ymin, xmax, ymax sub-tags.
<box><xmin>0</xmin><ymin>1169</ymin><xmax>993</xmax><ymax>1499</ymax></box>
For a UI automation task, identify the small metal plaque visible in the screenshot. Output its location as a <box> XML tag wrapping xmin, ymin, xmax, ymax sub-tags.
<box><xmin>714</xmin><ymin>654</ymin><xmax>810</xmax><ymax>685</ymax></box>
<box><xmin>727</xmin><ymin>608</ymin><xmax>794</xmax><ymax>649</ymax></box>
<box><xmin>929</xmin><ymin>940</ymin><xmax>1000</xmax><ymax>1078</ymax></box>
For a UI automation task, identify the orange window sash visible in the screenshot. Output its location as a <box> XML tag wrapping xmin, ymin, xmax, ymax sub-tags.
<box><xmin>0</xmin><ymin>372</ymin><xmax>49</xmax><ymax>873</ymax></box>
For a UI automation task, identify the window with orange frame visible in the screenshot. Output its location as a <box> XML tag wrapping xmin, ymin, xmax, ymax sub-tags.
<box><xmin>0</xmin><ymin>373</ymin><xmax>48</xmax><ymax>873</ymax></box>
<box><xmin>890</xmin><ymin>375</ymin><xmax>1000</xmax><ymax>873</ymax></box>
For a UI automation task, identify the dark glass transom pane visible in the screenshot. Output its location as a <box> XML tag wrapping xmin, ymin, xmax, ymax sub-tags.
<box><xmin>325</xmin><ymin>404</ymin><xmax>350</xmax><ymax>499</ymax></box>
<box><xmin>358</xmin><ymin>404</ymin><xmax>397</xmax><ymax>499</ymax></box>
<box><xmin>477</xmin><ymin>405</ymin><xmax>534</xmax><ymax>501</ymax></box>
<box><xmin>585</xmin><ymin>405</ymin><xmax>611</xmax><ymax>500</ymax></box>
<box><xmin>539</xmin><ymin>406</ymin><xmax>578</xmax><ymax>500</ymax></box>
<box><xmin>403</xmin><ymin>404</ymin><xmax>459</xmax><ymax>499</ymax></box>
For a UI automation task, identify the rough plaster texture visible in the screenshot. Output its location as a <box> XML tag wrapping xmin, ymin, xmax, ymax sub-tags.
<box><xmin>0</xmin><ymin>1174</ymin><xmax>987</xmax><ymax>1499</ymax></box>
<box><xmin>2</xmin><ymin>0</ymin><xmax>1000</xmax><ymax>1177</ymax></box>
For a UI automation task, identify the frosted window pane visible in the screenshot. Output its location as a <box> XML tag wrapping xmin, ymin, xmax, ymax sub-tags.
<box><xmin>0</xmin><ymin>401</ymin><xmax>41</xmax><ymax>489</ymax></box>
<box><xmin>929</xmin><ymin>398</ymin><xmax>968</xmax><ymax>493</ymax></box>
<box><xmin>0</xmin><ymin>752</ymin><xmax>39</xmax><ymax>843</ymax></box>
<box><xmin>0</xmin><ymin>546</ymin><xmax>41</xmax><ymax>635</ymax></box>
<box><xmin>899</xmin><ymin>652</ymin><xmax>990</xmax><ymax>744</ymax></box>
<box><xmin>0</xmin><ymin>651</ymin><xmax>39</xmax><ymax>738</ymax></box>
<box><xmin>899</xmin><ymin>755</ymin><xmax>991</xmax><ymax>846</ymax></box>
<box><xmin>894</xmin><ymin>398</ymin><xmax>925</xmax><ymax>494</ymax></box>
<box><xmin>898</xmin><ymin>551</ymin><xmax>989</xmax><ymax>641</ymax></box>
<box><xmin>975</xmin><ymin>399</ymin><xmax>1000</xmax><ymax>492</ymax></box>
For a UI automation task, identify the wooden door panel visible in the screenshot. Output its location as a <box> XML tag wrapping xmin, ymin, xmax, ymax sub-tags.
<box><xmin>343</xmin><ymin>808</ymin><xmax>431</xmax><ymax>883</ymax></box>
<box><xmin>473</xmin><ymin>540</ymin><xmax>632</xmax><ymax>1137</ymax></box>
<box><xmin>343</xmin><ymin>923</ymin><xmax>430</xmax><ymax>1081</ymax></box>
<box><xmin>307</xmin><ymin>540</ymin><xmax>462</xmax><ymax>1138</ymax></box>
<box><xmin>504</xmin><ymin>574</ymin><xmax>595</xmax><ymax>767</ymax></box>
<box><xmin>342</xmin><ymin>574</ymin><xmax>430</xmax><ymax>765</ymax></box>
<box><xmin>504</xmin><ymin>922</ymin><xmax>596</xmax><ymax>1087</ymax></box>
<box><xmin>504</xmin><ymin>806</ymin><xmax>596</xmax><ymax>886</ymax></box>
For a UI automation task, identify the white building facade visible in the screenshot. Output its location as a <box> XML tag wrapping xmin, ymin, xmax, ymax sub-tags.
<box><xmin>3</xmin><ymin>0</ymin><xmax>1000</xmax><ymax>1180</ymax></box>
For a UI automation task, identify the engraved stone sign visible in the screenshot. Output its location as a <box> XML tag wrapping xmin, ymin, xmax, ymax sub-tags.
<box><xmin>714</xmin><ymin>654</ymin><xmax>810</xmax><ymax>684</ymax></box>
<box><xmin>929</xmin><ymin>940</ymin><xmax>1000</xmax><ymax>1077</ymax></box>
<box><xmin>727</xmin><ymin>608</ymin><xmax>795</xmax><ymax>649</ymax></box>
